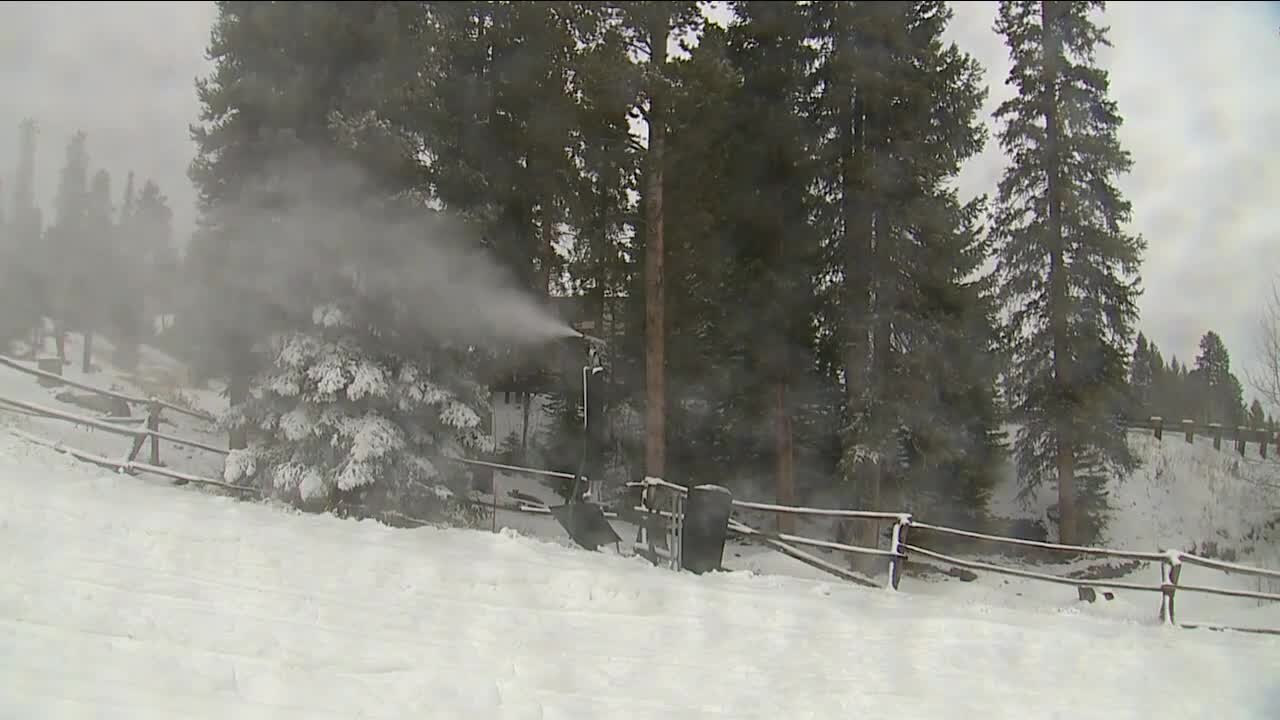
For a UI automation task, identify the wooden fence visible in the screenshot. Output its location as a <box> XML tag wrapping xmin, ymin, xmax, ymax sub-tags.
<box><xmin>0</xmin><ymin>354</ymin><xmax>240</xmax><ymax>490</ymax></box>
<box><xmin>1124</xmin><ymin>415</ymin><xmax>1280</xmax><ymax>459</ymax></box>
<box><xmin>632</xmin><ymin>476</ymin><xmax>1280</xmax><ymax>636</ymax></box>
<box><xmin>3</xmin><ymin>353</ymin><xmax>1276</xmax><ymax>635</ymax></box>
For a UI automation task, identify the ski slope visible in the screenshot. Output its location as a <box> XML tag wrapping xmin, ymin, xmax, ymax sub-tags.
<box><xmin>3</xmin><ymin>434</ymin><xmax>1279</xmax><ymax>720</ymax></box>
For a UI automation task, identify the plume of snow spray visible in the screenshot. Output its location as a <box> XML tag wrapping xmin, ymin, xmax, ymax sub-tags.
<box><xmin>211</xmin><ymin>151</ymin><xmax>579</xmax><ymax>348</ymax></box>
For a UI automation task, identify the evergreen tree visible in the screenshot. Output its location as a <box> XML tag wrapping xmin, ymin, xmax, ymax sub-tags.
<box><xmin>1249</xmin><ymin>398</ymin><xmax>1266</xmax><ymax>429</ymax></box>
<box><xmin>642</xmin><ymin>21</ymin><xmax>737</xmax><ymax>488</ymax></box>
<box><xmin>191</xmin><ymin>1</ymin><xmax>493</xmax><ymax>521</ymax></box>
<box><xmin>188</xmin><ymin>1</ymin><xmax>418</xmax><ymax>448</ymax></box>
<box><xmin>80</xmin><ymin>168</ymin><xmax>115</xmax><ymax>372</ymax></box>
<box><xmin>992</xmin><ymin>1</ymin><xmax>1145</xmax><ymax>544</ymax></box>
<box><xmin>50</xmin><ymin>131</ymin><xmax>91</xmax><ymax>363</ymax></box>
<box><xmin>1129</xmin><ymin>332</ymin><xmax>1153</xmax><ymax>418</ymax></box>
<box><xmin>1143</xmin><ymin>339</ymin><xmax>1167</xmax><ymax>418</ymax></box>
<box><xmin>1193</xmin><ymin>330</ymin><xmax>1245</xmax><ymax>426</ymax></box>
<box><xmin>1</xmin><ymin>119</ymin><xmax>45</xmax><ymax>349</ymax></box>
<box><xmin>808</xmin><ymin>2</ymin><xmax>998</xmax><ymax>543</ymax></box>
<box><xmin>720</xmin><ymin>0</ymin><xmax>820</xmax><ymax>527</ymax></box>
<box><xmin>615</xmin><ymin>1</ymin><xmax>703</xmax><ymax>483</ymax></box>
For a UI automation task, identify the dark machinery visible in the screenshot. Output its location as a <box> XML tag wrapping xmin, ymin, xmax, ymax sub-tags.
<box><xmin>548</xmin><ymin>332</ymin><xmax>621</xmax><ymax>551</ymax></box>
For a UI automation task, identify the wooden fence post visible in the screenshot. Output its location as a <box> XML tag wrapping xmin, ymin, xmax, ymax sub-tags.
<box><xmin>492</xmin><ymin>474</ymin><xmax>499</xmax><ymax>533</ymax></box>
<box><xmin>1210</xmin><ymin>423</ymin><xmax>1222</xmax><ymax>451</ymax></box>
<box><xmin>1159</xmin><ymin>554</ymin><xmax>1183</xmax><ymax>626</ymax></box>
<box><xmin>1151</xmin><ymin>416</ymin><xmax>1163</xmax><ymax>441</ymax></box>
<box><xmin>888</xmin><ymin>516</ymin><xmax>910</xmax><ymax>591</ymax></box>
<box><xmin>1183</xmin><ymin>419</ymin><xmax>1194</xmax><ymax>443</ymax></box>
<box><xmin>1236</xmin><ymin>426</ymin><xmax>1247</xmax><ymax>456</ymax></box>
<box><xmin>1261</xmin><ymin>429</ymin><xmax>1269</xmax><ymax>459</ymax></box>
<box><xmin>147</xmin><ymin>398</ymin><xmax>162</xmax><ymax>466</ymax></box>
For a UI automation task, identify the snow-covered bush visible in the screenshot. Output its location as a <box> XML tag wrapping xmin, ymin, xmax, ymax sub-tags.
<box><xmin>235</xmin><ymin>301</ymin><xmax>493</xmax><ymax>526</ymax></box>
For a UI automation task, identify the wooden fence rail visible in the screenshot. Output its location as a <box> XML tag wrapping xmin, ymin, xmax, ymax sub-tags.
<box><xmin>630</xmin><ymin>476</ymin><xmax>1280</xmax><ymax>636</ymax></box>
<box><xmin>0</xmin><ymin>355</ymin><xmax>216</xmax><ymax>423</ymax></box>
<box><xmin>0</xmin><ymin>394</ymin><xmax>228</xmax><ymax>478</ymax></box>
<box><xmin>10</xmin><ymin>428</ymin><xmax>254</xmax><ymax>495</ymax></box>
<box><xmin>1124</xmin><ymin>415</ymin><xmax>1280</xmax><ymax>459</ymax></box>
<box><xmin>3</xmin><ymin>359</ymin><xmax>1275</xmax><ymax>636</ymax></box>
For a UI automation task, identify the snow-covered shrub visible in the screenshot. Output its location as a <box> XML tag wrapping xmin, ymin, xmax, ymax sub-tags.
<box><xmin>235</xmin><ymin>302</ymin><xmax>493</xmax><ymax>526</ymax></box>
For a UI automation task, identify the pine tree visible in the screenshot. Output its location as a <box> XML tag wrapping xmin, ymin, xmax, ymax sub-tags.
<box><xmin>1193</xmin><ymin>330</ymin><xmax>1245</xmax><ymax>426</ymax></box>
<box><xmin>225</xmin><ymin>203</ymin><xmax>496</xmax><ymax>524</ymax></box>
<box><xmin>992</xmin><ymin>1</ymin><xmax>1145</xmax><ymax>544</ymax></box>
<box><xmin>1</xmin><ymin>119</ymin><xmax>45</xmax><ymax>348</ymax></box>
<box><xmin>1129</xmin><ymin>332</ymin><xmax>1153</xmax><ymax>418</ymax></box>
<box><xmin>1249</xmin><ymin>398</ymin><xmax>1266</xmax><ymax>429</ymax></box>
<box><xmin>188</xmin><ymin>1</ymin><xmax>415</xmax><ymax>449</ymax></box>
<box><xmin>50</xmin><ymin>131</ymin><xmax>91</xmax><ymax>363</ymax></box>
<box><xmin>719</xmin><ymin>0</ymin><xmax>821</xmax><ymax>528</ymax></box>
<box><xmin>615</xmin><ymin>1</ymin><xmax>703</xmax><ymax>484</ymax></box>
<box><xmin>192</xmin><ymin>1</ymin><xmax>494</xmax><ymax>522</ymax></box>
<box><xmin>809</xmin><ymin>2</ymin><xmax>998</xmax><ymax>542</ymax></box>
<box><xmin>80</xmin><ymin>168</ymin><xmax>114</xmax><ymax>372</ymax></box>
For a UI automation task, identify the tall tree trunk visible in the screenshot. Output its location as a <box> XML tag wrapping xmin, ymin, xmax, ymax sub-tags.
<box><xmin>227</xmin><ymin>335</ymin><xmax>250</xmax><ymax>451</ymax></box>
<box><xmin>520</xmin><ymin>393</ymin><xmax>532</xmax><ymax>452</ymax></box>
<box><xmin>644</xmin><ymin>19</ymin><xmax>669</xmax><ymax>481</ymax></box>
<box><xmin>540</xmin><ymin>198</ymin><xmax>556</xmax><ymax>296</ymax></box>
<box><xmin>1042</xmin><ymin>0</ymin><xmax>1076</xmax><ymax>544</ymax></box>
<box><xmin>773</xmin><ymin>182</ymin><xmax>796</xmax><ymax>530</ymax></box>
<box><xmin>81</xmin><ymin>328</ymin><xmax>93</xmax><ymax>374</ymax></box>
<box><xmin>839</xmin><ymin>93</ymin><xmax>882</xmax><ymax>567</ymax></box>
<box><xmin>774</xmin><ymin>382</ymin><xmax>795</xmax><ymax>533</ymax></box>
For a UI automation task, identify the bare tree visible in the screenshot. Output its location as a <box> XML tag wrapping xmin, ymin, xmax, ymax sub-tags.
<box><xmin>1248</xmin><ymin>280</ymin><xmax>1280</xmax><ymax>411</ymax></box>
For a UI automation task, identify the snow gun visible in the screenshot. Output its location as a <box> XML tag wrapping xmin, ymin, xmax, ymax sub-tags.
<box><xmin>546</xmin><ymin>327</ymin><xmax>620</xmax><ymax>551</ymax></box>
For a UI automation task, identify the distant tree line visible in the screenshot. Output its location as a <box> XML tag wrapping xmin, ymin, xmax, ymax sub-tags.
<box><xmin>0</xmin><ymin>119</ymin><xmax>178</xmax><ymax>372</ymax></box>
<box><xmin>1129</xmin><ymin>330</ymin><xmax>1271</xmax><ymax>432</ymax></box>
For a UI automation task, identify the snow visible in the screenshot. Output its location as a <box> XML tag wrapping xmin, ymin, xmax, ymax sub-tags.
<box><xmin>3</xmin><ymin>435</ymin><xmax>1279</xmax><ymax>720</ymax></box>
<box><xmin>989</xmin><ymin>425</ymin><xmax>1280</xmax><ymax>564</ymax></box>
<box><xmin>3</xmin><ymin>332</ymin><xmax>1280</xmax><ymax>717</ymax></box>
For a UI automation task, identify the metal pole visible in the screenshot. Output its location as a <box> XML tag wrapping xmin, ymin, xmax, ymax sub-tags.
<box><xmin>581</xmin><ymin>364</ymin><xmax>602</xmax><ymax>500</ymax></box>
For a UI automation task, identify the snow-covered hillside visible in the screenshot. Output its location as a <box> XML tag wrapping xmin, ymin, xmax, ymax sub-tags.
<box><xmin>990</xmin><ymin>426</ymin><xmax>1280</xmax><ymax>569</ymax></box>
<box><xmin>3</xmin><ymin>432</ymin><xmax>1279</xmax><ymax>719</ymax></box>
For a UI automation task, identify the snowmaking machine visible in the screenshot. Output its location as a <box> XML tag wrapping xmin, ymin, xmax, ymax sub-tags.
<box><xmin>545</xmin><ymin>330</ymin><xmax>621</xmax><ymax>551</ymax></box>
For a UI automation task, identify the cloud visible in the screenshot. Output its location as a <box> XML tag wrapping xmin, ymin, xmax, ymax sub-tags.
<box><xmin>946</xmin><ymin>1</ymin><xmax>1280</xmax><ymax>399</ymax></box>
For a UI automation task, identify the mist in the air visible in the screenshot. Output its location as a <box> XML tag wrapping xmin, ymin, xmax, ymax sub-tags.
<box><xmin>203</xmin><ymin>151</ymin><xmax>578</xmax><ymax>350</ymax></box>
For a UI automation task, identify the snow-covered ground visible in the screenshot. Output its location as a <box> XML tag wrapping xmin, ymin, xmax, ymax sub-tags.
<box><xmin>3</xmin><ymin>433</ymin><xmax>1279</xmax><ymax>719</ymax></box>
<box><xmin>3</xmin><ymin>331</ymin><xmax>1280</xmax><ymax>717</ymax></box>
<box><xmin>0</xmin><ymin>331</ymin><xmax>229</xmax><ymax>480</ymax></box>
<box><xmin>989</xmin><ymin>427</ymin><xmax>1280</xmax><ymax>562</ymax></box>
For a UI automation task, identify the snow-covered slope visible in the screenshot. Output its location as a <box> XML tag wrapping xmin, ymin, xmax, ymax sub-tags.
<box><xmin>2</xmin><ymin>331</ymin><xmax>1277</xmax><ymax>643</ymax></box>
<box><xmin>990</xmin><ymin>426</ymin><xmax>1280</xmax><ymax>566</ymax></box>
<box><xmin>2</xmin><ymin>433</ymin><xmax>1278</xmax><ymax>720</ymax></box>
<box><xmin>0</xmin><ymin>331</ymin><xmax>228</xmax><ymax>480</ymax></box>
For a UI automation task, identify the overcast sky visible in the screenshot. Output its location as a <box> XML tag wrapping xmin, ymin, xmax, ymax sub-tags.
<box><xmin>1</xmin><ymin>1</ymin><xmax>1277</xmax><ymax>399</ymax></box>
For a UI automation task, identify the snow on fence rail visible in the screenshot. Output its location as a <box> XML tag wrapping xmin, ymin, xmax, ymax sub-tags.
<box><xmin>630</xmin><ymin>476</ymin><xmax>1280</xmax><ymax>634</ymax></box>
<box><xmin>0</xmin><ymin>393</ymin><xmax>229</xmax><ymax>482</ymax></box>
<box><xmin>0</xmin><ymin>354</ymin><xmax>216</xmax><ymax>423</ymax></box>
<box><xmin>0</xmin><ymin>395</ymin><xmax>227</xmax><ymax>456</ymax></box>
<box><xmin>10</xmin><ymin>428</ymin><xmax>255</xmax><ymax>495</ymax></box>
<box><xmin>8</xmin><ymin>427</ymin><xmax>449</xmax><ymax>531</ymax></box>
<box><xmin>1124</xmin><ymin>414</ymin><xmax>1280</xmax><ymax>459</ymax></box>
